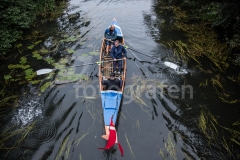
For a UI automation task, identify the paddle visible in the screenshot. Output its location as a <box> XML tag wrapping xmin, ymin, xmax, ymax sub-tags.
<box><xmin>123</xmin><ymin>45</ymin><xmax>153</xmax><ymax>58</ymax></box>
<box><xmin>105</xmin><ymin>39</ymin><xmax>153</xmax><ymax>58</ymax></box>
<box><xmin>36</xmin><ymin>59</ymin><xmax>123</xmax><ymax>75</ymax></box>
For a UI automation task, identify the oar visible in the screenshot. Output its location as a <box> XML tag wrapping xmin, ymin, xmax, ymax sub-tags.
<box><xmin>105</xmin><ymin>39</ymin><xmax>153</xmax><ymax>59</ymax></box>
<box><xmin>36</xmin><ymin>59</ymin><xmax>123</xmax><ymax>75</ymax></box>
<box><xmin>124</xmin><ymin>46</ymin><xmax>153</xmax><ymax>58</ymax></box>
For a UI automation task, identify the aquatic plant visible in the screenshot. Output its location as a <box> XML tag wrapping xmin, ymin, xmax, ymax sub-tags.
<box><xmin>74</xmin><ymin>131</ymin><xmax>90</xmax><ymax>146</ymax></box>
<box><xmin>159</xmin><ymin>133</ymin><xmax>177</xmax><ymax>160</ymax></box>
<box><xmin>125</xmin><ymin>133</ymin><xmax>135</xmax><ymax>160</ymax></box>
<box><xmin>32</xmin><ymin>51</ymin><xmax>43</xmax><ymax>60</ymax></box>
<box><xmin>40</xmin><ymin>82</ymin><xmax>52</xmax><ymax>92</ymax></box>
<box><xmin>125</xmin><ymin>77</ymin><xmax>148</xmax><ymax>107</ymax></box>
<box><xmin>198</xmin><ymin>109</ymin><xmax>218</xmax><ymax>141</ymax></box>
<box><xmin>0</xmin><ymin>121</ymin><xmax>36</xmax><ymax>150</ymax></box>
<box><xmin>55</xmin><ymin>132</ymin><xmax>71</xmax><ymax>160</ymax></box>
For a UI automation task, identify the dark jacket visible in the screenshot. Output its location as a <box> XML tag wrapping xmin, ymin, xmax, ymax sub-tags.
<box><xmin>110</xmin><ymin>45</ymin><xmax>127</xmax><ymax>59</ymax></box>
<box><xmin>104</xmin><ymin>28</ymin><xmax>117</xmax><ymax>41</ymax></box>
<box><xmin>102</xmin><ymin>78</ymin><xmax>122</xmax><ymax>91</ymax></box>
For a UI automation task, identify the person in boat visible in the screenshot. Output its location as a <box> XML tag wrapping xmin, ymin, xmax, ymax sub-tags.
<box><xmin>102</xmin><ymin>72</ymin><xmax>122</xmax><ymax>91</ymax></box>
<box><xmin>110</xmin><ymin>40</ymin><xmax>127</xmax><ymax>74</ymax></box>
<box><xmin>104</xmin><ymin>25</ymin><xmax>117</xmax><ymax>53</ymax></box>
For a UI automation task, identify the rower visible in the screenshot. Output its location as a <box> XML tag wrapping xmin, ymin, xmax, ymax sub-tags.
<box><xmin>102</xmin><ymin>72</ymin><xmax>122</xmax><ymax>91</ymax></box>
<box><xmin>110</xmin><ymin>40</ymin><xmax>127</xmax><ymax>74</ymax></box>
<box><xmin>104</xmin><ymin>25</ymin><xmax>117</xmax><ymax>54</ymax></box>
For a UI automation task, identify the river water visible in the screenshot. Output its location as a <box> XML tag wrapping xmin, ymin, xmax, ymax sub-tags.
<box><xmin>1</xmin><ymin>0</ymin><xmax>239</xmax><ymax>159</ymax></box>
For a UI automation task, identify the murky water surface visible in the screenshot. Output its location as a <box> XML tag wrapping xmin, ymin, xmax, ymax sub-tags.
<box><xmin>0</xmin><ymin>0</ymin><xmax>239</xmax><ymax>159</ymax></box>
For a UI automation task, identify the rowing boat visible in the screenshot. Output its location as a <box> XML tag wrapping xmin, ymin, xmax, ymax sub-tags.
<box><xmin>98</xmin><ymin>18</ymin><xmax>126</xmax><ymax>156</ymax></box>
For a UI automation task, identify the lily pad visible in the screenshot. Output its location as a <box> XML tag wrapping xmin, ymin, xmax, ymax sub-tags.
<box><xmin>28</xmin><ymin>45</ymin><xmax>35</xmax><ymax>50</ymax></box>
<box><xmin>59</xmin><ymin>58</ymin><xmax>68</xmax><ymax>64</ymax></box>
<box><xmin>76</xmin><ymin>35</ymin><xmax>81</xmax><ymax>38</ymax></box>
<box><xmin>20</xmin><ymin>57</ymin><xmax>27</xmax><ymax>64</ymax></box>
<box><xmin>40</xmin><ymin>82</ymin><xmax>52</xmax><ymax>92</ymax></box>
<box><xmin>79</xmin><ymin>42</ymin><xmax>86</xmax><ymax>45</ymax></box>
<box><xmin>32</xmin><ymin>51</ymin><xmax>42</xmax><ymax>60</ymax></box>
<box><xmin>40</xmin><ymin>49</ymin><xmax>48</xmax><ymax>54</ymax></box>
<box><xmin>27</xmin><ymin>40</ymin><xmax>42</xmax><ymax>49</ymax></box>
<box><xmin>4</xmin><ymin>75</ymin><xmax>12</xmax><ymax>80</ymax></box>
<box><xmin>45</xmin><ymin>57</ymin><xmax>55</xmax><ymax>64</ymax></box>
<box><xmin>17</xmin><ymin>44</ymin><xmax>23</xmax><ymax>48</ymax></box>
<box><xmin>21</xmin><ymin>65</ymin><xmax>30</xmax><ymax>69</ymax></box>
<box><xmin>67</xmin><ymin>49</ymin><xmax>75</xmax><ymax>54</ymax></box>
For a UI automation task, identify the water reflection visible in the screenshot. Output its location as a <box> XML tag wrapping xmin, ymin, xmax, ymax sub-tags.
<box><xmin>143</xmin><ymin>0</ymin><xmax>240</xmax><ymax>159</ymax></box>
<box><xmin>1</xmin><ymin>0</ymin><xmax>239</xmax><ymax>159</ymax></box>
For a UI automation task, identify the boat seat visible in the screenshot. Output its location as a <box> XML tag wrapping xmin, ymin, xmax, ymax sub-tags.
<box><xmin>103</xmin><ymin>57</ymin><xmax>112</xmax><ymax>60</ymax></box>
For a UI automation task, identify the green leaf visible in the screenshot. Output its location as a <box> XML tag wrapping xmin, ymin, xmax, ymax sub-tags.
<box><xmin>40</xmin><ymin>82</ymin><xmax>52</xmax><ymax>92</ymax></box>
<box><xmin>21</xmin><ymin>65</ymin><xmax>30</xmax><ymax>69</ymax></box>
<box><xmin>27</xmin><ymin>45</ymin><xmax>35</xmax><ymax>50</ymax></box>
<box><xmin>34</xmin><ymin>40</ymin><xmax>42</xmax><ymax>45</ymax></box>
<box><xmin>20</xmin><ymin>57</ymin><xmax>27</xmax><ymax>64</ymax></box>
<box><xmin>4</xmin><ymin>75</ymin><xmax>12</xmax><ymax>80</ymax></box>
<box><xmin>76</xmin><ymin>35</ymin><xmax>81</xmax><ymax>38</ymax></box>
<box><xmin>17</xmin><ymin>44</ymin><xmax>23</xmax><ymax>48</ymax></box>
<box><xmin>32</xmin><ymin>51</ymin><xmax>42</xmax><ymax>60</ymax></box>
<box><xmin>27</xmin><ymin>40</ymin><xmax>42</xmax><ymax>49</ymax></box>
<box><xmin>67</xmin><ymin>49</ymin><xmax>75</xmax><ymax>54</ymax></box>
<box><xmin>31</xmin><ymin>80</ymin><xmax>41</xmax><ymax>84</ymax></box>
<box><xmin>59</xmin><ymin>58</ymin><xmax>68</xmax><ymax>64</ymax></box>
<box><xmin>45</xmin><ymin>57</ymin><xmax>55</xmax><ymax>64</ymax></box>
<box><xmin>79</xmin><ymin>41</ymin><xmax>86</xmax><ymax>45</ymax></box>
<box><xmin>40</xmin><ymin>49</ymin><xmax>48</xmax><ymax>54</ymax></box>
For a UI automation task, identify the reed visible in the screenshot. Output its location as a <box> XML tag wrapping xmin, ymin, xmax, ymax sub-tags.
<box><xmin>125</xmin><ymin>77</ymin><xmax>148</xmax><ymax>107</ymax></box>
<box><xmin>135</xmin><ymin>119</ymin><xmax>141</xmax><ymax>132</ymax></box>
<box><xmin>65</xmin><ymin>139</ymin><xmax>72</xmax><ymax>159</ymax></box>
<box><xmin>79</xmin><ymin>153</ymin><xmax>82</xmax><ymax>160</ymax></box>
<box><xmin>75</xmin><ymin>131</ymin><xmax>90</xmax><ymax>146</ymax></box>
<box><xmin>0</xmin><ymin>121</ymin><xmax>36</xmax><ymax>151</ymax></box>
<box><xmin>159</xmin><ymin>149</ymin><xmax>167</xmax><ymax>160</ymax></box>
<box><xmin>159</xmin><ymin>133</ymin><xmax>177</xmax><ymax>160</ymax></box>
<box><xmin>220</xmin><ymin>125</ymin><xmax>240</xmax><ymax>147</ymax></box>
<box><xmin>165</xmin><ymin>133</ymin><xmax>177</xmax><ymax>160</ymax></box>
<box><xmin>125</xmin><ymin>133</ymin><xmax>135</xmax><ymax>160</ymax></box>
<box><xmin>55</xmin><ymin>134</ymin><xmax>70</xmax><ymax>160</ymax></box>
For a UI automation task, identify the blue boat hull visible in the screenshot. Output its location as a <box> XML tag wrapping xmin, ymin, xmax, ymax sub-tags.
<box><xmin>101</xmin><ymin>90</ymin><xmax>122</xmax><ymax>125</ymax></box>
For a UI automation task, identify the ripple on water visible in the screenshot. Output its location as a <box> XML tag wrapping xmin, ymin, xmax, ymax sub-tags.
<box><xmin>13</xmin><ymin>97</ymin><xmax>43</xmax><ymax>126</ymax></box>
<box><xmin>12</xmin><ymin>85</ymin><xmax>44</xmax><ymax>126</ymax></box>
<box><xmin>30</xmin><ymin>120</ymin><xmax>57</xmax><ymax>143</ymax></box>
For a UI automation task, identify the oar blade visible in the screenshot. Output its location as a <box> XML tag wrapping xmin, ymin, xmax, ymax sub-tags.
<box><xmin>36</xmin><ymin>69</ymin><xmax>54</xmax><ymax>75</ymax></box>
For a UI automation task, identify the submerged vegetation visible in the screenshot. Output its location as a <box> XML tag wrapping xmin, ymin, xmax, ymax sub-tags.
<box><xmin>148</xmin><ymin>0</ymin><xmax>240</xmax><ymax>104</ymax></box>
<box><xmin>0</xmin><ymin>0</ymin><xmax>90</xmax><ymax>110</ymax></box>
<box><xmin>197</xmin><ymin>108</ymin><xmax>240</xmax><ymax>159</ymax></box>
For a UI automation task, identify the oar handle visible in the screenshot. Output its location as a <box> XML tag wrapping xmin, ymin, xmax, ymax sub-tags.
<box><xmin>65</xmin><ymin>59</ymin><xmax>124</xmax><ymax>68</ymax></box>
<box><xmin>105</xmin><ymin>38</ymin><xmax>152</xmax><ymax>59</ymax></box>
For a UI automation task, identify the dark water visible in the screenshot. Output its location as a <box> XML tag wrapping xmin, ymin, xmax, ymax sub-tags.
<box><xmin>1</xmin><ymin>0</ymin><xmax>239</xmax><ymax>159</ymax></box>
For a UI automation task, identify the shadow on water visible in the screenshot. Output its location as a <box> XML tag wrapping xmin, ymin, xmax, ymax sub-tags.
<box><xmin>140</xmin><ymin>0</ymin><xmax>240</xmax><ymax>159</ymax></box>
